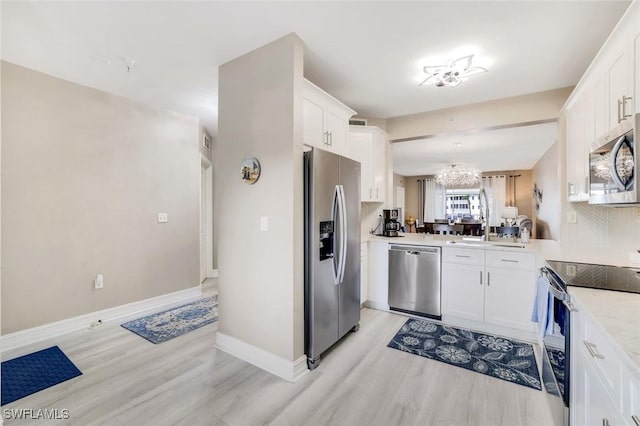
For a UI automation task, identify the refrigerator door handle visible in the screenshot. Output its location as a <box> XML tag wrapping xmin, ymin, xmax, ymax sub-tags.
<box><xmin>331</xmin><ymin>185</ymin><xmax>341</xmax><ymax>285</ymax></box>
<box><xmin>337</xmin><ymin>184</ymin><xmax>348</xmax><ymax>284</ymax></box>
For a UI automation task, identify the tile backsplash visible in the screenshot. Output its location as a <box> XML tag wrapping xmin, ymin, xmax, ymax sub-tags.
<box><xmin>561</xmin><ymin>202</ymin><xmax>640</xmax><ymax>253</ymax></box>
<box><xmin>361</xmin><ymin>203</ymin><xmax>384</xmax><ymax>238</ymax></box>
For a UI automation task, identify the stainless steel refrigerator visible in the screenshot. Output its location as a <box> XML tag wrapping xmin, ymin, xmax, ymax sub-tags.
<box><xmin>304</xmin><ymin>148</ymin><xmax>361</xmax><ymax>370</ymax></box>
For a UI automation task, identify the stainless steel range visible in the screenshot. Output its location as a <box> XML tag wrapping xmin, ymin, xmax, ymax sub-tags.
<box><xmin>542</xmin><ymin>260</ymin><xmax>640</xmax><ymax>426</ymax></box>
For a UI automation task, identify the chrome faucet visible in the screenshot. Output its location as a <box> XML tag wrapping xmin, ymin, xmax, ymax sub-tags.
<box><xmin>479</xmin><ymin>188</ymin><xmax>489</xmax><ymax>241</ymax></box>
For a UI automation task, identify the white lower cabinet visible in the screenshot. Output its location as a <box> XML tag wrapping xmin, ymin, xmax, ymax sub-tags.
<box><xmin>484</xmin><ymin>267</ymin><xmax>536</xmax><ymax>331</ymax></box>
<box><xmin>574</xmin><ymin>344</ymin><xmax>625</xmax><ymax>426</ymax></box>
<box><xmin>442</xmin><ymin>262</ymin><xmax>484</xmax><ymax>322</ymax></box>
<box><xmin>442</xmin><ymin>247</ymin><xmax>536</xmax><ymax>334</ymax></box>
<box><xmin>366</xmin><ymin>240</ymin><xmax>389</xmax><ymax>310</ymax></box>
<box><xmin>571</xmin><ymin>299</ymin><xmax>640</xmax><ymax>426</ymax></box>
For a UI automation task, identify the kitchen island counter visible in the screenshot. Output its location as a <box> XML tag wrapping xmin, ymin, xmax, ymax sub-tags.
<box><xmin>569</xmin><ymin>286</ymin><xmax>640</xmax><ymax>369</ymax></box>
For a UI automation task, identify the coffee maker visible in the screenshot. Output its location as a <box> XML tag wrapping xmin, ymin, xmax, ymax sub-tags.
<box><xmin>382</xmin><ymin>209</ymin><xmax>401</xmax><ymax>237</ymax></box>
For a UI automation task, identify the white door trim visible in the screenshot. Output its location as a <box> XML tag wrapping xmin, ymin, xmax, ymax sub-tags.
<box><xmin>201</xmin><ymin>154</ymin><xmax>214</xmax><ymax>280</ymax></box>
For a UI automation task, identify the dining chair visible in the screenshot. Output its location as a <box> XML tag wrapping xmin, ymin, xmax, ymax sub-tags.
<box><xmin>433</xmin><ymin>223</ymin><xmax>464</xmax><ymax>235</ymax></box>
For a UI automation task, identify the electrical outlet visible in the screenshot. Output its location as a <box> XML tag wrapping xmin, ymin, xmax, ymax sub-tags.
<box><xmin>94</xmin><ymin>274</ymin><xmax>104</xmax><ymax>290</ymax></box>
<box><xmin>260</xmin><ymin>216</ymin><xmax>268</xmax><ymax>231</ymax></box>
<box><xmin>158</xmin><ymin>213</ymin><xmax>168</xmax><ymax>223</ymax></box>
<box><xmin>567</xmin><ymin>211</ymin><xmax>577</xmax><ymax>224</ymax></box>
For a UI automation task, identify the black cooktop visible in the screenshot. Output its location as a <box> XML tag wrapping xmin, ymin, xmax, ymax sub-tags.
<box><xmin>547</xmin><ymin>260</ymin><xmax>640</xmax><ymax>294</ymax></box>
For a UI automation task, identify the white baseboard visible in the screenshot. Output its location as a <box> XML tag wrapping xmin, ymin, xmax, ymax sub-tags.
<box><xmin>1</xmin><ymin>286</ymin><xmax>203</xmax><ymax>353</ymax></box>
<box><xmin>215</xmin><ymin>332</ymin><xmax>309</xmax><ymax>382</ymax></box>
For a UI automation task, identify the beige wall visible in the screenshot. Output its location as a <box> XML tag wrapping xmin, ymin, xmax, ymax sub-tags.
<box><xmin>392</xmin><ymin>173</ymin><xmax>405</xmax><ymax>208</ymax></box>
<box><xmin>1</xmin><ymin>61</ymin><xmax>200</xmax><ymax>333</ymax></box>
<box><xmin>386</xmin><ymin>87</ymin><xmax>573</xmax><ymax>141</ymax></box>
<box><xmin>532</xmin><ymin>140</ymin><xmax>562</xmax><ymax>240</ymax></box>
<box><xmin>215</xmin><ymin>34</ymin><xmax>305</xmax><ymax>362</ymax></box>
<box><xmin>403</xmin><ymin>176</ymin><xmax>424</xmax><ymax>221</ymax></box>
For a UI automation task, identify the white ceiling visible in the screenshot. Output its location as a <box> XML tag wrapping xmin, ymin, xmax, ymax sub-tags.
<box><xmin>1</xmin><ymin>1</ymin><xmax>629</xmax><ymax>173</ymax></box>
<box><xmin>392</xmin><ymin>122</ymin><xmax>558</xmax><ymax>176</ymax></box>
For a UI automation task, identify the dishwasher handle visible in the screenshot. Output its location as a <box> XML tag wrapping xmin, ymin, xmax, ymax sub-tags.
<box><xmin>389</xmin><ymin>245</ymin><xmax>440</xmax><ymax>255</ymax></box>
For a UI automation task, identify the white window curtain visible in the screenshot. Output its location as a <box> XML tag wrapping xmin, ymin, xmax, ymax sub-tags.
<box><xmin>422</xmin><ymin>179</ymin><xmax>446</xmax><ymax>222</ymax></box>
<box><xmin>481</xmin><ymin>176</ymin><xmax>506</xmax><ymax>227</ymax></box>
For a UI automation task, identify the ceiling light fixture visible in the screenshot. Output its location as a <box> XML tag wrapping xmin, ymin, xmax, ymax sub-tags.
<box><xmin>419</xmin><ymin>54</ymin><xmax>488</xmax><ymax>87</ymax></box>
<box><xmin>435</xmin><ymin>164</ymin><xmax>481</xmax><ymax>187</ymax></box>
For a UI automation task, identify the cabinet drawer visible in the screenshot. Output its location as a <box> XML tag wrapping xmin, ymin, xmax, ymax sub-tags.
<box><xmin>442</xmin><ymin>247</ymin><xmax>484</xmax><ymax>265</ymax></box>
<box><xmin>485</xmin><ymin>250</ymin><xmax>535</xmax><ymax>270</ymax></box>
<box><xmin>578</xmin><ymin>313</ymin><xmax>623</xmax><ymax>407</ymax></box>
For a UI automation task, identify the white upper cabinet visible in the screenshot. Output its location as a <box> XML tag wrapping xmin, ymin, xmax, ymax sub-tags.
<box><xmin>566</xmin><ymin>95</ymin><xmax>589</xmax><ymax>202</ymax></box>
<box><xmin>303</xmin><ymin>79</ymin><xmax>356</xmax><ymax>157</ymax></box>
<box><xmin>564</xmin><ymin>2</ymin><xmax>639</xmax><ymax>202</ymax></box>
<box><xmin>347</xmin><ymin>126</ymin><xmax>388</xmax><ymax>202</ymax></box>
<box><xmin>632</xmin><ymin>8</ymin><xmax>640</xmax><ymax>119</ymax></box>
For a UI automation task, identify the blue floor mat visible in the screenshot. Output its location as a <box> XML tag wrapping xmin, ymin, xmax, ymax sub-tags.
<box><xmin>121</xmin><ymin>296</ymin><xmax>218</xmax><ymax>344</ymax></box>
<box><xmin>388</xmin><ymin>318</ymin><xmax>542</xmax><ymax>391</ymax></box>
<box><xmin>1</xmin><ymin>346</ymin><xmax>82</xmax><ymax>406</ymax></box>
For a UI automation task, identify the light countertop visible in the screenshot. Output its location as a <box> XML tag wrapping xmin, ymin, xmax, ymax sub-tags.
<box><xmin>366</xmin><ymin>233</ymin><xmax>640</xmax><ymax>369</ymax></box>
<box><xmin>568</xmin><ymin>287</ymin><xmax>640</xmax><ymax>369</ymax></box>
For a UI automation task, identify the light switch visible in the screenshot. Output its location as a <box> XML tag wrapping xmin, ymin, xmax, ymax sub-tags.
<box><xmin>567</xmin><ymin>211</ymin><xmax>577</xmax><ymax>224</ymax></box>
<box><xmin>260</xmin><ymin>216</ymin><xmax>268</xmax><ymax>231</ymax></box>
<box><xmin>158</xmin><ymin>213</ymin><xmax>168</xmax><ymax>223</ymax></box>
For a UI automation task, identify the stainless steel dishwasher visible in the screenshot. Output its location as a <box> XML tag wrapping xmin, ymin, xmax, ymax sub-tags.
<box><xmin>388</xmin><ymin>245</ymin><xmax>441</xmax><ymax>319</ymax></box>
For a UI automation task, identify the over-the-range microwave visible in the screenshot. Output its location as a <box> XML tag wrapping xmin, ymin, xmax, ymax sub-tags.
<box><xmin>589</xmin><ymin>113</ymin><xmax>639</xmax><ymax>205</ymax></box>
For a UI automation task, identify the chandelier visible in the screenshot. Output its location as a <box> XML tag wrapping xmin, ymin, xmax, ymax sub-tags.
<box><xmin>419</xmin><ymin>54</ymin><xmax>488</xmax><ymax>87</ymax></box>
<box><xmin>435</xmin><ymin>164</ymin><xmax>481</xmax><ymax>187</ymax></box>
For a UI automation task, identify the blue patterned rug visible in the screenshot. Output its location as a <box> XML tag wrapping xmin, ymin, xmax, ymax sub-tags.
<box><xmin>121</xmin><ymin>296</ymin><xmax>218</xmax><ymax>344</ymax></box>
<box><xmin>1</xmin><ymin>346</ymin><xmax>82</xmax><ymax>406</ymax></box>
<box><xmin>388</xmin><ymin>318</ymin><xmax>542</xmax><ymax>391</ymax></box>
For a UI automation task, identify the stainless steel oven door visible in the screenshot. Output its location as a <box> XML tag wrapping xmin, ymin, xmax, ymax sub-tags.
<box><xmin>540</xmin><ymin>267</ymin><xmax>574</xmax><ymax>426</ymax></box>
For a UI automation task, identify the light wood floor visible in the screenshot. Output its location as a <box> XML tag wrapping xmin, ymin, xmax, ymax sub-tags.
<box><xmin>2</xmin><ymin>279</ymin><xmax>556</xmax><ymax>426</ymax></box>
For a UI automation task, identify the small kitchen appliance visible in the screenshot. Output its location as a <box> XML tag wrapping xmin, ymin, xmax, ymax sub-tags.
<box><xmin>589</xmin><ymin>113</ymin><xmax>638</xmax><ymax>205</ymax></box>
<box><xmin>382</xmin><ymin>209</ymin><xmax>401</xmax><ymax>237</ymax></box>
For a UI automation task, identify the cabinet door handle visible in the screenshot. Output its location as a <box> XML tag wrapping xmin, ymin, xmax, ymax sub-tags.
<box><xmin>622</xmin><ymin>95</ymin><xmax>633</xmax><ymax>121</ymax></box>
<box><xmin>568</xmin><ymin>182</ymin><xmax>575</xmax><ymax>196</ymax></box>
<box><xmin>480</xmin><ymin>271</ymin><xmax>483</xmax><ymax>285</ymax></box>
<box><xmin>632</xmin><ymin>415</ymin><xmax>640</xmax><ymax>426</ymax></box>
<box><xmin>328</xmin><ymin>131</ymin><xmax>333</xmax><ymax>146</ymax></box>
<box><xmin>455</xmin><ymin>254</ymin><xmax>471</xmax><ymax>258</ymax></box>
<box><xmin>324</xmin><ymin>131</ymin><xmax>329</xmax><ymax>145</ymax></box>
<box><xmin>603</xmin><ymin>419</ymin><xmax>610</xmax><ymax>426</ymax></box>
<box><xmin>501</xmin><ymin>259</ymin><xmax>519</xmax><ymax>263</ymax></box>
<box><xmin>583</xmin><ymin>340</ymin><xmax>605</xmax><ymax>359</ymax></box>
<box><xmin>369</xmin><ymin>188</ymin><xmax>373</xmax><ymax>198</ymax></box>
<box><xmin>487</xmin><ymin>272</ymin><xmax>491</xmax><ymax>286</ymax></box>
<box><xmin>618</xmin><ymin>98</ymin><xmax>623</xmax><ymax>123</ymax></box>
